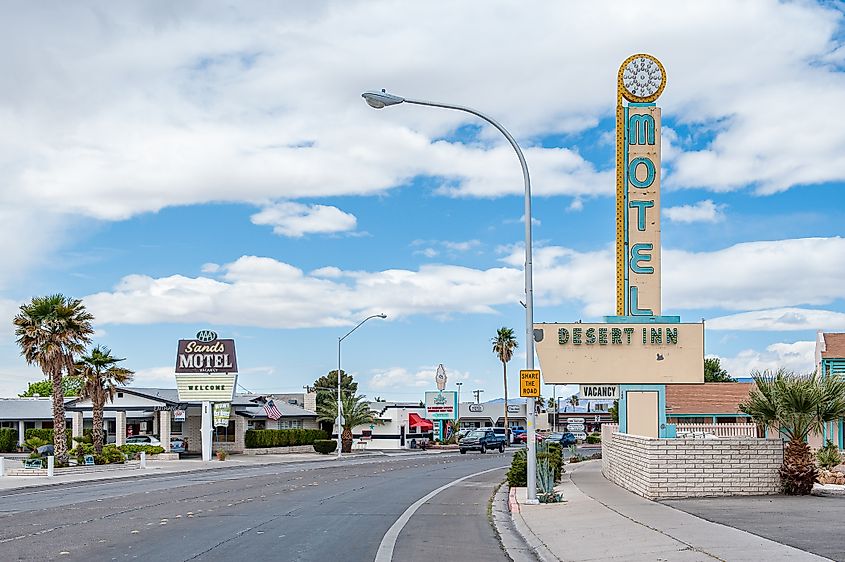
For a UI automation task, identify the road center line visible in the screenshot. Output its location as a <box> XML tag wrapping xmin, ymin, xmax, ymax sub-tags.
<box><xmin>374</xmin><ymin>464</ymin><xmax>507</xmax><ymax>562</ymax></box>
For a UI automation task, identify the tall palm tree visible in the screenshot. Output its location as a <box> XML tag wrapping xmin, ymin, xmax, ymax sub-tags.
<box><xmin>73</xmin><ymin>346</ymin><xmax>134</xmax><ymax>454</ymax></box>
<box><xmin>14</xmin><ymin>295</ymin><xmax>94</xmax><ymax>464</ymax></box>
<box><xmin>740</xmin><ymin>368</ymin><xmax>845</xmax><ymax>495</ymax></box>
<box><xmin>316</xmin><ymin>394</ymin><xmax>380</xmax><ymax>453</ymax></box>
<box><xmin>492</xmin><ymin>327</ymin><xmax>518</xmax><ymax>444</ymax></box>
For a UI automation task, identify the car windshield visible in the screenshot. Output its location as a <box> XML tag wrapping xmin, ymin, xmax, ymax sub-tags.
<box><xmin>466</xmin><ymin>430</ymin><xmax>486</xmax><ymax>438</ymax></box>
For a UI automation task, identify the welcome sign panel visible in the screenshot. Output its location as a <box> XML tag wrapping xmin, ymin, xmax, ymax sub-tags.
<box><xmin>534</xmin><ymin>322</ymin><xmax>703</xmax><ymax>384</ymax></box>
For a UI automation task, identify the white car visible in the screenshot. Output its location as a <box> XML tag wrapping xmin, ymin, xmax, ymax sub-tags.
<box><xmin>125</xmin><ymin>435</ymin><xmax>162</xmax><ymax>446</ymax></box>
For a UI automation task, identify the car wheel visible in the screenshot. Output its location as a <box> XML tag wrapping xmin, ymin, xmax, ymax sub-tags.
<box><xmin>499</xmin><ymin>444</ymin><xmax>505</xmax><ymax>453</ymax></box>
<box><xmin>480</xmin><ymin>444</ymin><xmax>486</xmax><ymax>454</ymax></box>
<box><xmin>460</xmin><ymin>449</ymin><xmax>466</xmax><ymax>454</ymax></box>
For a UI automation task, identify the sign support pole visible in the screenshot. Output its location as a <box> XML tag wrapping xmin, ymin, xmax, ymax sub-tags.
<box><xmin>201</xmin><ymin>401</ymin><xmax>212</xmax><ymax>462</ymax></box>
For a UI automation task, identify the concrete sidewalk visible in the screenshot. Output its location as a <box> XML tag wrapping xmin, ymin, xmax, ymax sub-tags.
<box><xmin>511</xmin><ymin>460</ymin><xmax>828</xmax><ymax>561</ymax></box>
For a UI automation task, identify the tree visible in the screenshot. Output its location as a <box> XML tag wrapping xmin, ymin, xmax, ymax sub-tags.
<box><xmin>72</xmin><ymin>346</ymin><xmax>134</xmax><ymax>454</ymax></box>
<box><xmin>492</xmin><ymin>327</ymin><xmax>518</xmax><ymax>442</ymax></box>
<box><xmin>567</xmin><ymin>394</ymin><xmax>579</xmax><ymax>410</ymax></box>
<box><xmin>19</xmin><ymin>377</ymin><xmax>82</xmax><ymax>397</ymax></box>
<box><xmin>740</xmin><ymin>368</ymin><xmax>845</xmax><ymax>495</ymax></box>
<box><xmin>609</xmin><ymin>400</ymin><xmax>619</xmax><ymax>423</ymax></box>
<box><xmin>14</xmin><ymin>295</ymin><xmax>94</xmax><ymax>465</ymax></box>
<box><xmin>704</xmin><ymin>357</ymin><xmax>736</xmax><ymax>382</ymax></box>
<box><xmin>316</xmin><ymin>393</ymin><xmax>379</xmax><ymax>453</ymax></box>
<box><xmin>312</xmin><ymin>370</ymin><xmax>358</xmax><ymax>410</ymax></box>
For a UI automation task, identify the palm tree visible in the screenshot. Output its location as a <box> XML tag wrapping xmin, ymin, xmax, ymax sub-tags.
<box><xmin>14</xmin><ymin>295</ymin><xmax>94</xmax><ymax>464</ymax></box>
<box><xmin>317</xmin><ymin>394</ymin><xmax>380</xmax><ymax>453</ymax></box>
<box><xmin>568</xmin><ymin>394</ymin><xmax>579</xmax><ymax>411</ymax></box>
<box><xmin>492</xmin><ymin>327</ymin><xmax>518</xmax><ymax>444</ymax></box>
<box><xmin>72</xmin><ymin>346</ymin><xmax>134</xmax><ymax>454</ymax></box>
<box><xmin>740</xmin><ymin>368</ymin><xmax>845</xmax><ymax>495</ymax></box>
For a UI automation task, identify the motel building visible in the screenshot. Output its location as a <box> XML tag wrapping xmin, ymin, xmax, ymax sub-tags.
<box><xmin>339</xmin><ymin>401</ymin><xmax>435</xmax><ymax>450</ymax></box>
<box><xmin>0</xmin><ymin>388</ymin><xmax>318</xmax><ymax>453</ymax></box>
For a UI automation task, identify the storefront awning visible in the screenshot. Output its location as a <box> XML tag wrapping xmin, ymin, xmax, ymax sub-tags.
<box><xmin>409</xmin><ymin>413</ymin><xmax>433</xmax><ymax>430</ymax></box>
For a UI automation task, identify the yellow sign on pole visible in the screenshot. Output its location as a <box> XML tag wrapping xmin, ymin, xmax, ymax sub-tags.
<box><xmin>519</xmin><ymin>370</ymin><xmax>541</xmax><ymax>398</ymax></box>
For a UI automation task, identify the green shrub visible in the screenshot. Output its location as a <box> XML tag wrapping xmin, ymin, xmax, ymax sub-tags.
<box><xmin>817</xmin><ymin>440</ymin><xmax>843</xmax><ymax>469</ymax></box>
<box><xmin>0</xmin><ymin>428</ymin><xmax>18</xmax><ymax>452</ymax></box>
<box><xmin>244</xmin><ymin>429</ymin><xmax>328</xmax><ymax>448</ymax></box>
<box><xmin>118</xmin><ymin>444</ymin><xmax>165</xmax><ymax>456</ymax></box>
<box><xmin>313</xmin><ymin>439</ymin><xmax>337</xmax><ymax>454</ymax></box>
<box><xmin>25</xmin><ymin>428</ymin><xmax>71</xmax><ymax>447</ymax></box>
<box><xmin>99</xmin><ymin>445</ymin><xmax>125</xmax><ymax>465</ymax></box>
<box><xmin>586</xmin><ymin>432</ymin><xmax>601</xmax><ymax>444</ymax></box>
<box><xmin>506</xmin><ymin>444</ymin><xmax>563</xmax><ymax>488</ymax></box>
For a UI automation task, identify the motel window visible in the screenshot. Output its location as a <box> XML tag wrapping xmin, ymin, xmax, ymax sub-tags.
<box><xmin>248</xmin><ymin>420</ymin><xmax>266</xmax><ymax>430</ymax></box>
<box><xmin>25</xmin><ymin>421</ymin><xmax>35</xmax><ymax>430</ymax></box>
<box><xmin>42</xmin><ymin>421</ymin><xmax>54</xmax><ymax>429</ymax></box>
<box><xmin>172</xmin><ymin>422</ymin><xmax>183</xmax><ymax>434</ymax></box>
<box><xmin>0</xmin><ymin>421</ymin><xmax>14</xmax><ymax>428</ymax></box>
<box><xmin>361</xmin><ymin>430</ymin><xmax>372</xmax><ymax>440</ymax></box>
<box><xmin>214</xmin><ymin>421</ymin><xmax>236</xmax><ymax>443</ymax></box>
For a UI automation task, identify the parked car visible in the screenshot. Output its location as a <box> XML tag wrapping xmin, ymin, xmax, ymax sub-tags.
<box><xmin>544</xmin><ymin>432</ymin><xmax>578</xmax><ymax>446</ymax></box>
<box><xmin>169</xmin><ymin>437</ymin><xmax>188</xmax><ymax>453</ymax></box>
<box><xmin>459</xmin><ymin>429</ymin><xmax>506</xmax><ymax>454</ymax></box>
<box><xmin>125</xmin><ymin>435</ymin><xmax>162</xmax><ymax>447</ymax></box>
<box><xmin>514</xmin><ymin>431</ymin><xmax>545</xmax><ymax>445</ymax></box>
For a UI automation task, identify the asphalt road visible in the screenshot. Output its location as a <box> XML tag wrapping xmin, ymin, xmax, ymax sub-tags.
<box><xmin>663</xmin><ymin>494</ymin><xmax>845</xmax><ymax>561</ymax></box>
<box><xmin>0</xmin><ymin>451</ymin><xmax>513</xmax><ymax>562</ymax></box>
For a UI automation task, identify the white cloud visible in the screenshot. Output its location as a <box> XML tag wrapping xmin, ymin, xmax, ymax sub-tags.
<box><xmin>442</xmin><ymin>240</ymin><xmax>481</xmax><ymax>252</ymax></box>
<box><xmin>201</xmin><ymin>263</ymin><xmax>221</xmax><ymax>274</ymax></box>
<box><xmin>717</xmin><ymin>340</ymin><xmax>817</xmax><ymax>378</ymax></box>
<box><xmin>708</xmin><ymin>308</ymin><xmax>845</xmax><ymax>331</ymax></box>
<box><xmin>130</xmin><ymin>366</ymin><xmax>177</xmax><ymax>387</ymax></box>
<box><xmin>414</xmin><ymin>248</ymin><xmax>438</xmax><ymax>258</ymax></box>
<box><xmin>0</xmin><ymin>1</ymin><xmax>839</xmax><ymax>229</ymax></box>
<box><xmin>664</xmin><ymin>200</ymin><xmax>725</xmax><ymax>223</ymax></box>
<box><xmin>82</xmin><ymin>236</ymin><xmax>845</xmax><ymax>328</ymax></box>
<box><xmin>250</xmin><ymin>202</ymin><xmax>357</xmax><ymax>237</ymax></box>
<box><xmin>368</xmin><ymin>366</ymin><xmax>470</xmax><ymax>391</ymax></box>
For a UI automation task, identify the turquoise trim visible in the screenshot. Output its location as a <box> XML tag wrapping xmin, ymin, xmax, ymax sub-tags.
<box><xmin>630</xmin><ymin>243</ymin><xmax>654</xmax><ymax>273</ymax></box>
<box><xmin>623</xmin><ymin>105</ymin><xmax>629</xmax><ymax>315</ymax></box>
<box><xmin>629</xmin><ymin>286</ymin><xmax>653</xmax><ymax>316</ymax></box>
<box><xmin>669</xmin><ymin>413</ymin><xmax>751</xmax><ymax>418</ymax></box>
<box><xmin>628</xmin><ymin>102</ymin><xmax>656</xmax><ymax>107</ymax></box>
<box><xmin>629</xmin><ymin>200</ymin><xmax>654</xmax><ymax>231</ymax></box>
<box><xmin>628</xmin><ymin>157</ymin><xmax>655</xmax><ymax>188</ymax></box>
<box><xmin>618</xmin><ymin>384</ymin><xmax>669</xmax><ymax>437</ymax></box>
<box><xmin>604</xmin><ymin>315</ymin><xmax>680</xmax><ymax>324</ymax></box>
<box><xmin>628</xmin><ymin>114</ymin><xmax>655</xmax><ymax>145</ymax></box>
<box><xmin>839</xmin><ymin>419</ymin><xmax>844</xmax><ymax>450</ymax></box>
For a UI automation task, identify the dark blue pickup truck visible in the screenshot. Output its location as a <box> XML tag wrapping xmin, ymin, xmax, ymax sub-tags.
<box><xmin>459</xmin><ymin>428</ymin><xmax>506</xmax><ymax>454</ymax></box>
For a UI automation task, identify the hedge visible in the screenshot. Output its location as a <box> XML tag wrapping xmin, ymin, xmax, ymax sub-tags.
<box><xmin>313</xmin><ymin>440</ymin><xmax>337</xmax><ymax>454</ymax></box>
<box><xmin>245</xmin><ymin>429</ymin><xmax>327</xmax><ymax>448</ymax></box>
<box><xmin>25</xmin><ymin>428</ymin><xmax>72</xmax><ymax>447</ymax></box>
<box><xmin>0</xmin><ymin>428</ymin><xmax>18</xmax><ymax>452</ymax></box>
<box><xmin>118</xmin><ymin>444</ymin><xmax>165</xmax><ymax>455</ymax></box>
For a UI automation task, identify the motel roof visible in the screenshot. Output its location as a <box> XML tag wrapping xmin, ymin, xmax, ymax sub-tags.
<box><xmin>821</xmin><ymin>333</ymin><xmax>845</xmax><ymax>359</ymax></box>
<box><xmin>665</xmin><ymin>383</ymin><xmax>754</xmax><ymax>415</ymax></box>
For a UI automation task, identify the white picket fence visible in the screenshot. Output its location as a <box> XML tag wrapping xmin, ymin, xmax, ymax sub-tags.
<box><xmin>675</xmin><ymin>423</ymin><xmax>758</xmax><ymax>438</ymax></box>
<box><xmin>602</xmin><ymin>422</ymin><xmax>758</xmax><ymax>438</ymax></box>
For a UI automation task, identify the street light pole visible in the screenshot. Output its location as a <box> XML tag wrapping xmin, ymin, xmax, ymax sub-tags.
<box><xmin>362</xmin><ymin>90</ymin><xmax>539</xmax><ymax>503</ymax></box>
<box><xmin>337</xmin><ymin>313</ymin><xmax>387</xmax><ymax>459</ymax></box>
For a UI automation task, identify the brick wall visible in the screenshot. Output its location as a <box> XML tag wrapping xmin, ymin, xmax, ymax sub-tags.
<box><xmin>601</xmin><ymin>426</ymin><xmax>783</xmax><ymax>499</ymax></box>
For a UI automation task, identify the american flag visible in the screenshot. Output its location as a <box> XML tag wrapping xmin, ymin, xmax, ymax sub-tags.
<box><xmin>264</xmin><ymin>399</ymin><xmax>282</xmax><ymax>420</ymax></box>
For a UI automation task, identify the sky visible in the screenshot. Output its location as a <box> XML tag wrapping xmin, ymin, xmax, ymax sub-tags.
<box><xmin>0</xmin><ymin>1</ymin><xmax>844</xmax><ymax>404</ymax></box>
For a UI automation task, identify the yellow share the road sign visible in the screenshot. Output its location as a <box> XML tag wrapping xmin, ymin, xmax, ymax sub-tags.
<box><xmin>519</xmin><ymin>370</ymin><xmax>541</xmax><ymax>397</ymax></box>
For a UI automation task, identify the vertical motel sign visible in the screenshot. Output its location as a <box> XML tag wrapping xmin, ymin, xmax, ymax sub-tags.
<box><xmin>616</xmin><ymin>54</ymin><xmax>667</xmax><ymax>317</ymax></box>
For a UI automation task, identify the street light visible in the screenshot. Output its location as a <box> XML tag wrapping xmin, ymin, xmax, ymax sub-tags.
<box><xmin>362</xmin><ymin>90</ymin><xmax>539</xmax><ymax>503</ymax></box>
<box><xmin>337</xmin><ymin>313</ymin><xmax>387</xmax><ymax>459</ymax></box>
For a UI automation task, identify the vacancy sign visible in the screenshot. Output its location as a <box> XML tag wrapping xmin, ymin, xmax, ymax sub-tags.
<box><xmin>519</xmin><ymin>370</ymin><xmax>541</xmax><ymax>398</ymax></box>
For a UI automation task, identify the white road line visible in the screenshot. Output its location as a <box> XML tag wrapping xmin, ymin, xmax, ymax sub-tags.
<box><xmin>374</xmin><ymin>464</ymin><xmax>507</xmax><ymax>562</ymax></box>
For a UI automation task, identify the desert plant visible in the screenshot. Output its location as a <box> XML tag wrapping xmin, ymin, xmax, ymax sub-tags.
<box><xmin>317</xmin><ymin>394</ymin><xmax>380</xmax><ymax>453</ymax></box>
<box><xmin>492</xmin><ymin>327</ymin><xmax>518</xmax><ymax>440</ymax></box>
<box><xmin>14</xmin><ymin>294</ymin><xmax>94</xmax><ymax>464</ymax></box>
<box><xmin>536</xmin><ymin>440</ymin><xmax>563</xmax><ymax>503</ymax></box>
<box><xmin>71</xmin><ymin>345</ymin><xmax>134</xmax><ymax>455</ymax></box>
<box><xmin>313</xmin><ymin>439</ymin><xmax>338</xmax><ymax>454</ymax></box>
<box><xmin>817</xmin><ymin>440</ymin><xmax>842</xmax><ymax>470</ymax></box>
<box><xmin>741</xmin><ymin>369</ymin><xmax>845</xmax><ymax>495</ymax></box>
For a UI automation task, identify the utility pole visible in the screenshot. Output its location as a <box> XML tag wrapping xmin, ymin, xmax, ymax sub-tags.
<box><xmin>473</xmin><ymin>389</ymin><xmax>484</xmax><ymax>404</ymax></box>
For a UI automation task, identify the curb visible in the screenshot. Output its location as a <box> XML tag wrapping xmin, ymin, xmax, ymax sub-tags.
<box><xmin>491</xmin><ymin>483</ymin><xmax>540</xmax><ymax>562</ymax></box>
<box><xmin>493</xmin><ymin>485</ymin><xmax>560</xmax><ymax>562</ymax></box>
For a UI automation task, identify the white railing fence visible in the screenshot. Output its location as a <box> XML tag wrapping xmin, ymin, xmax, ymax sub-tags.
<box><xmin>675</xmin><ymin>423</ymin><xmax>758</xmax><ymax>437</ymax></box>
<box><xmin>601</xmin><ymin>422</ymin><xmax>758</xmax><ymax>438</ymax></box>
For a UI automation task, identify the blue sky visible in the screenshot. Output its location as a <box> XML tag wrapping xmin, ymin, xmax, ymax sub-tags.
<box><xmin>0</xmin><ymin>1</ymin><xmax>844</xmax><ymax>402</ymax></box>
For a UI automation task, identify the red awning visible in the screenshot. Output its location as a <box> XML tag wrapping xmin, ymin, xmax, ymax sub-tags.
<box><xmin>409</xmin><ymin>413</ymin><xmax>433</xmax><ymax>430</ymax></box>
